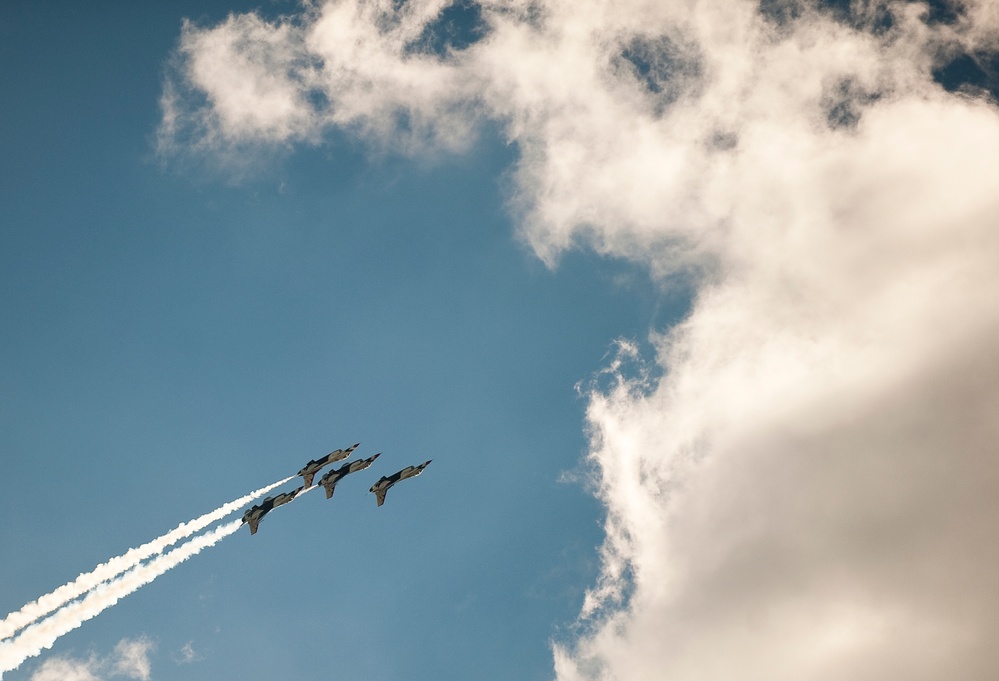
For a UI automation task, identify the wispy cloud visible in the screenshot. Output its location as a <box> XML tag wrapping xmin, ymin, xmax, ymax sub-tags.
<box><xmin>173</xmin><ymin>641</ymin><xmax>200</xmax><ymax>666</ymax></box>
<box><xmin>157</xmin><ymin>2</ymin><xmax>479</xmax><ymax>172</ymax></box>
<box><xmin>160</xmin><ymin>1</ymin><xmax>999</xmax><ymax>678</ymax></box>
<box><xmin>111</xmin><ymin>636</ymin><xmax>155</xmax><ymax>681</ymax></box>
<box><xmin>28</xmin><ymin>655</ymin><xmax>101</xmax><ymax>681</ymax></box>
<box><xmin>26</xmin><ymin>636</ymin><xmax>153</xmax><ymax>681</ymax></box>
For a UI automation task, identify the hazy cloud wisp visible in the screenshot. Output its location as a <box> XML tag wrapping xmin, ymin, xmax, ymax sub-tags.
<box><xmin>26</xmin><ymin>636</ymin><xmax>154</xmax><ymax>681</ymax></box>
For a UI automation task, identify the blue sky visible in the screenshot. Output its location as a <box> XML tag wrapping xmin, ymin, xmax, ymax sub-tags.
<box><xmin>0</xmin><ymin>3</ymin><xmax>675</xmax><ymax>680</ymax></box>
<box><xmin>4</xmin><ymin>2</ymin><xmax>999</xmax><ymax>680</ymax></box>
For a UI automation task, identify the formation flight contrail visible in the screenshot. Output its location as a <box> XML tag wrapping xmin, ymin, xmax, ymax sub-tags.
<box><xmin>0</xmin><ymin>444</ymin><xmax>431</xmax><ymax>678</ymax></box>
<box><xmin>0</xmin><ymin>477</ymin><xmax>292</xmax><ymax>641</ymax></box>
<box><xmin>0</xmin><ymin>518</ymin><xmax>244</xmax><ymax>674</ymax></box>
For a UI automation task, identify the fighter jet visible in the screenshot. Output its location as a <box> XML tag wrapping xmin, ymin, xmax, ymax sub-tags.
<box><xmin>298</xmin><ymin>443</ymin><xmax>360</xmax><ymax>487</ymax></box>
<box><xmin>319</xmin><ymin>453</ymin><xmax>381</xmax><ymax>499</ymax></box>
<box><xmin>369</xmin><ymin>460</ymin><xmax>432</xmax><ymax>507</ymax></box>
<box><xmin>242</xmin><ymin>486</ymin><xmax>303</xmax><ymax>535</ymax></box>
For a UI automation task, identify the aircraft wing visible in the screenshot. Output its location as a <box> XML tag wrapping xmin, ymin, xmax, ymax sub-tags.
<box><xmin>247</xmin><ymin>517</ymin><xmax>260</xmax><ymax>535</ymax></box>
<box><xmin>301</xmin><ymin>472</ymin><xmax>315</xmax><ymax>488</ymax></box>
<box><xmin>322</xmin><ymin>480</ymin><xmax>337</xmax><ymax>499</ymax></box>
<box><xmin>375</xmin><ymin>488</ymin><xmax>387</xmax><ymax>507</ymax></box>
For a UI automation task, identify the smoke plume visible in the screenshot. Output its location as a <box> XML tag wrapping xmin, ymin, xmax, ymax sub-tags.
<box><xmin>0</xmin><ymin>519</ymin><xmax>244</xmax><ymax>674</ymax></box>
<box><xmin>0</xmin><ymin>477</ymin><xmax>292</xmax><ymax>641</ymax></box>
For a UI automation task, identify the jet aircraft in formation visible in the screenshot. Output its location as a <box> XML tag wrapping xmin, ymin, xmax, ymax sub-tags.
<box><xmin>370</xmin><ymin>460</ymin><xmax>433</xmax><ymax>507</ymax></box>
<box><xmin>319</xmin><ymin>453</ymin><xmax>381</xmax><ymax>499</ymax></box>
<box><xmin>242</xmin><ymin>486</ymin><xmax>304</xmax><ymax>535</ymax></box>
<box><xmin>241</xmin><ymin>444</ymin><xmax>431</xmax><ymax>534</ymax></box>
<box><xmin>297</xmin><ymin>443</ymin><xmax>360</xmax><ymax>487</ymax></box>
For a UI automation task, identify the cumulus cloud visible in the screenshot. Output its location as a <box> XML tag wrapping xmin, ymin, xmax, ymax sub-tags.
<box><xmin>161</xmin><ymin>0</ymin><xmax>999</xmax><ymax>678</ymax></box>
<box><xmin>158</xmin><ymin>1</ymin><xmax>480</xmax><ymax>169</ymax></box>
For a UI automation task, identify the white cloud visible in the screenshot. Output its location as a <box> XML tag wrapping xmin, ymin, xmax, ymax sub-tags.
<box><xmin>161</xmin><ymin>1</ymin><xmax>999</xmax><ymax>678</ymax></box>
<box><xmin>26</xmin><ymin>637</ymin><xmax>155</xmax><ymax>681</ymax></box>
<box><xmin>29</xmin><ymin>656</ymin><xmax>101</xmax><ymax>681</ymax></box>
<box><xmin>158</xmin><ymin>1</ymin><xmax>480</xmax><ymax>166</ymax></box>
<box><xmin>111</xmin><ymin>637</ymin><xmax>154</xmax><ymax>681</ymax></box>
<box><xmin>173</xmin><ymin>641</ymin><xmax>200</xmax><ymax>665</ymax></box>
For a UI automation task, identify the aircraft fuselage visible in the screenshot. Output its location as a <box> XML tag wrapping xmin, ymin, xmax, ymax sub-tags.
<box><xmin>319</xmin><ymin>453</ymin><xmax>381</xmax><ymax>498</ymax></box>
<box><xmin>298</xmin><ymin>443</ymin><xmax>360</xmax><ymax>487</ymax></box>
<box><xmin>242</xmin><ymin>486</ymin><xmax>303</xmax><ymax>534</ymax></box>
<box><xmin>370</xmin><ymin>460</ymin><xmax>432</xmax><ymax>506</ymax></box>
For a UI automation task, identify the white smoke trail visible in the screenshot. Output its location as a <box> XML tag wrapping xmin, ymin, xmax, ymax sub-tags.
<box><xmin>0</xmin><ymin>477</ymin><xmax>293</xmax><ymax>640</ymax></box>
<box><xmin>0</xmin><ymin>518</ymin><xmax>244</xmax><ymax>674</ymax></box>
